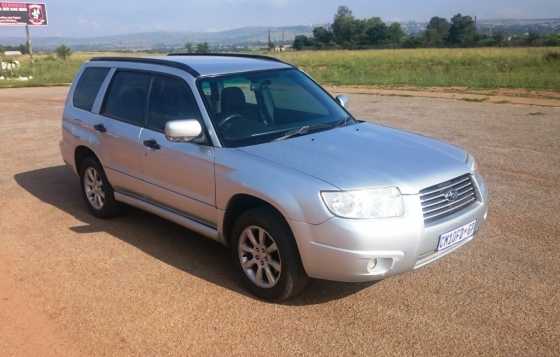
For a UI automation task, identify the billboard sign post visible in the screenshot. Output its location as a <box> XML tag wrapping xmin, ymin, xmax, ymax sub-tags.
<box><xmin>0</xmin><ymin>3</ymin><xmax>48</xmax><ymax>59</ymax></box>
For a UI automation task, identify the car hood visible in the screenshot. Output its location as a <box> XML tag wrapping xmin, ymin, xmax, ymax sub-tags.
<box><xmin>239</xmin><ymin>122</ymin><xmax>470</xmax><ymax>194</ymax></box>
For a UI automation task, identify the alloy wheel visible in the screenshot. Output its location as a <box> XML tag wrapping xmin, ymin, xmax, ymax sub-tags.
<box><xmin>83</xmin><ymin>166</ymin><xmax>105</xmax><ymax>210</ymax></box>
<box><xmin>238</xmin><ymin>225</ymin><xmax>282</xmax><ymax>288</ymax></box>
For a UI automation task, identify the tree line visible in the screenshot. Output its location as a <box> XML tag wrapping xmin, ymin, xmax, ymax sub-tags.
<box><xmin>0</xmin><ymin>44</ymin><xmax>29</xmax><ymax>54</ymax></box>
<box><xmin>182</xmin><ymin>42</ymin><xmax>210</xmax><ymax>53</ymax></box>
<box><xmin>293</xmin><ymin>6</ymin><xmax>560</xmax><ymax>50</ymax></box>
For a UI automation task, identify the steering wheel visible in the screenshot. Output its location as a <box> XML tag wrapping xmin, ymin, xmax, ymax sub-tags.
<box><xmin>218</xmin><ymin>113</ymin><xmax>244</xmax><ymax>129</ymax></box>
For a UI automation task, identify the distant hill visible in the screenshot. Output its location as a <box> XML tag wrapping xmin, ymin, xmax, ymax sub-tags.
<box><xmin>1</xmin><ymin>18</ymin><xmax>558</xmax><ymax>51</ymax></box>
<box><xmin>0</xmin><ymin>26</ymin><xmax>314</xmax><ymax>51</ymax></box>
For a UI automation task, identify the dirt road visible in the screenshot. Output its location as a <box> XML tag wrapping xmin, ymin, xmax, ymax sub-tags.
<box><xmin>1</xmin><ymin>87</ymin><xmax>559</xmax><ymax>356</ymax></box>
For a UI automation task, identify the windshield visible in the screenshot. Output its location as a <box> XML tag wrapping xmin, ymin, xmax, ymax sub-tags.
<box><xmin>197</xmin><ymin>69</ymin><xmax>353</xmax><ymax>147</ymax></box>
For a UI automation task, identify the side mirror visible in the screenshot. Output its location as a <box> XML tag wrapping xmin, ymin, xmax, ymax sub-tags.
<box><xmin>336</xmin><ymin>95</ymin><xmax>349</xmax><ymax>108</ymax></box>
<box><xmin>165</xmin><ymin>119</ymin><xmax>202</xmax><ymax>142</ymax></box>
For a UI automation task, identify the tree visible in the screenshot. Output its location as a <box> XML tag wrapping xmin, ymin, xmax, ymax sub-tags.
<box><xmin>55</xmin><ymin>45</ymin><xmax>72</xmax><ymax>61</ymax></box>
<box><xmin>313</xmin><ymin>27</ymin><xmax>333</xmax><ymax>48</ymax></box>
<box><xmin>293</xmin><ymin>35</ymin><xmax>313</xmax><ymax>50</ymax></box>
<box><xmin>196</xmin><ymin>42</ymin><xmax>209</xmax><ymax>53</ymax></box>
<box><xmin>17</xmin><ymin>43</ymin><xmax>29</xmax><ymax>54</ymax></box>
<box><xmin>0</xmin><ymin>43</ymin><xmax>29</xmax><ymax>54</ymax></box>
<box><xmin>332</xmin><ymin>6</ymin><xmax>358</xmax><ymax>47</ymax></box>
<box><xmin>476</xmin><ymin>35</ymin><xmax>498</xmax><ymax>47</ymax></box>
<box><xmin>492</xmin><ymin>31</ymin><xmax>506</xmax><ymax>46</ymax></box>
<box><xmin>424</xmin><ymin>17</ymin><xmax>451</xmax><ymax>47</ymax></box>
<box><xmin>363</xmin><ymin>17</ymin><xmax>388</xmax><ymax>46</ymax></box>
<box><xmin>387</xmin><ymin>23</ymin><xmax>406</xmax><ymax>46</ymax></box>
<box><xmin>448</xmin><ymin>14</ymin><xmax>477</xmax><ymax>47</ymax></box>
<box><xmin>544</xmin><ymin>34</ymin><xmax>560</xmax><ymax>47</ymax></box>
<box><xmin>184</xmin><ymin>43</ymin><xmax>193</xmax><ymax>53</ymax></box>
<box><xmin>527</xmin><ymin>32</ymin><xmax>541</xmax><ymax>46</ymax></box>
<box><xmin>402</xmin><ymin>35</ymin><xmax>423</xmax><ymax>48</ymax></box>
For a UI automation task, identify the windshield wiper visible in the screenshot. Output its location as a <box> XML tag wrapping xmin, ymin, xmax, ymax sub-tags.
<box><xmin>273</xmin><ymin>122</ymin><xmax>340</xmax><ymax>142</ymax></box>
<box><xmin>273</xmin><ymin>125</ymin><xmax>312</xmax><ymax>142</ymax></box>
<box><xmin>273</xmin><ymin>119</ymin><xmax>355</xmax><ymax>142</ymax></box>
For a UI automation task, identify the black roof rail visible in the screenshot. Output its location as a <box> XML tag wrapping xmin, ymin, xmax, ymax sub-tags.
<box><xmin>167</xmin><ymin>52</ymin><xmax>293</xmax><ymax>66</ymax></box>
<box><xmin>89</xmin><ymin>56</ymin><xmax>200</xmax><ymax>77</ymax></box>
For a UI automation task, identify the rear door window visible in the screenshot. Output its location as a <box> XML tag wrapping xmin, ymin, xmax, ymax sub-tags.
<box><xmin>102</xmin><ymin>71</ymin><xmax>152</xmax><ymax>126</ymax></box>
<box><xmin>73</xmin><ymin>67</ymin><xmax>110</xmax><ymax>111</ymax></box>
<box><xmin>147</xmin><ymin>75</ymin><xmax>201</xmax><ymax>132</ymax></box>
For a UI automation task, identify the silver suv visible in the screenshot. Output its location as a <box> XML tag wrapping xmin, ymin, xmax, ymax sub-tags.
<box><xmin>61</xmin><ymin>54</ymin><xmax>489</xmax><ymax>301</ymax></box>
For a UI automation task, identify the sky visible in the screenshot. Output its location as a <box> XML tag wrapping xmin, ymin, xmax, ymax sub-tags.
<box><xmin>1</xmin><ymin>0</ymin><xmax>559</xmax><ymax>38</ymax></box>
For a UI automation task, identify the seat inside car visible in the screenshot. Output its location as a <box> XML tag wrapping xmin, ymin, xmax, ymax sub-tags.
<box><xmin>221</xmin><ymin>86</ymin><xmax>264</xmax><ymax>124</ymax></box>
<box><xmin>221</xmin><ymin>87</ymin><xmax>247</xmax><ymax>115</ymax></box>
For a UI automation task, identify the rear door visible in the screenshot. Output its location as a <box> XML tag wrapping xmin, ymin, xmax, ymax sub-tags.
<box><xmin>98</xmin><ymin>70</ymin><xmax>151</xmax><ymax>195</ymax></box>
<box><xmin>139</xmin><ymin>73</ymin><xmax>217</xmax><ymax>227</ymax></box>
<box><xmin>62</xmin><ymin>66</ymin><xmax>111</xmax><ymax>170</ymax></box>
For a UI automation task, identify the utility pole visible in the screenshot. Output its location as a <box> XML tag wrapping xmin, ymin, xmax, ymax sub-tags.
<box><xmin>25</xmin><ymin>24</ymin><xmax>33</xmax><ymax>62</ymax></box>
<box><xmin>268</xmin><ymin>28</ymin><xmax>273</xmax><ymax>51</ymax></box>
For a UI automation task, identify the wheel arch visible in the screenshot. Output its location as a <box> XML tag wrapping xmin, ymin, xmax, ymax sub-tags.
<box><xmin>222</xmin><ymin>193</ymin><xmax>293</xmax><ymax>247</ymax></box>
<box><xmin>74</xmin><ymin>145</ymin><xmax>101</xmax><ymax>173</ymax></box>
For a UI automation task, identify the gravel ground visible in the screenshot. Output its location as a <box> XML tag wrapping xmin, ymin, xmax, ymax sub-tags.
<box><xmin>1</xmin><ymin>87</ymin><xmax>559</xmax><ymax>356</ymax></box>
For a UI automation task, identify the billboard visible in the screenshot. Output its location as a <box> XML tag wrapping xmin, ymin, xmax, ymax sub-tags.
<box><xmin>0</xmin><ymin>2</ymin><xmax>47</xmax><ymax>26</ymax></box>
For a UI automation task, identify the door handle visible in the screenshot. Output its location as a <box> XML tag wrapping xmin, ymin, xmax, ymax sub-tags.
<box><xmin>93</xmin><ymin>124</ymin><xmax>107</xmax><ymax>133</ymax></box>
<box><xmin>143</xmin><ymin>139</ymin><xmax>161</xmax><ymax>150</ymax></box>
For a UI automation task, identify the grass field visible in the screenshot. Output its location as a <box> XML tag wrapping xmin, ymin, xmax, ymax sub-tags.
<box><xmin>0</xmin><ymin>52</ymin><xmax>146</xmax><ymax>88</ymax></box>
<box><xmin>1</xmin><ymin>47</ymin><xmax>560</xmax><ymax>91</ymax></box>
<box><xmin>278</xmin><ymin>48</ymin><xmax>560</xmax><ymax>90</ymax></box>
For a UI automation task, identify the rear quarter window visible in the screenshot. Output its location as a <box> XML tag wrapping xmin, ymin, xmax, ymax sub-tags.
<box><xmin>73</xmin><ymin>67</ymin><xmax>110</xmax><ymax>111</ymax></box>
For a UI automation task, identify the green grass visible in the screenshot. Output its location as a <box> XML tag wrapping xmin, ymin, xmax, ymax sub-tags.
<box><xmin>277</xmin><ymin>47</ymin><xmax>560</xmax><ymax>91</ymax></box>
<box><xmin>0</xmin><ymin>52</ymin><xmax>154</xmax><ymax>88</ymax></box>
<box><xmin>0</xmin><ymin>55</ymin><xmax>80</xmax><ymax>88</ymax></box>
<box><xmin>1</xmin><ymin>48</ymin><xmax>560</xmax><ymax>91</ymax></box>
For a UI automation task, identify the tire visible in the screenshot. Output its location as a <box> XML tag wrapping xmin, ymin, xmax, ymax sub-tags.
<box><xmin>231</xmin><ymin>207</ymin><xmax>309</xmax><ymax>301</ymax></box>
<box><xmin>79</xmin><ymin>157</ymin><xmax>122</xmax><ymax>219</ymax></box>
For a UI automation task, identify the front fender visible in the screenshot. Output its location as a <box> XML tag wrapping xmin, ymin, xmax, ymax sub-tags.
<box><xmin>214</xmin><ymin>148</ymin><xmax>336</xmax><ymax>225</ymax></box>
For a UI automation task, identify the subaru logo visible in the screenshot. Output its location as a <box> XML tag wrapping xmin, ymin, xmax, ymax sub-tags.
<box><xmin>444</xmin><ymin>190</ymin><xmax>459</xmax><ymax>202</ymax></box>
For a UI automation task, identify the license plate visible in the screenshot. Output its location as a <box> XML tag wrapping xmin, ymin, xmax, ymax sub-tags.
<box><xmin>438</xmin><ymin>220</ymin><xmax>477</xmax><ymax>251</ymax></box>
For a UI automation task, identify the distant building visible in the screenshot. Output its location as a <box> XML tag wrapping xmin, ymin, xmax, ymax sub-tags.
<box><xmin>3</xmin><ymin>51</ymin><xmax>22</xmax><ymax>56</ymax></box>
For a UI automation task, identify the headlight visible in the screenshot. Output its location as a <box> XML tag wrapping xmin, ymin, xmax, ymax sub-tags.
<box><xmin>466</xmin><ymin>153</ymin><xmax>477</xmax><ymax>172</ymax></box>
<box><xmin>321</xmin><ymin>187</ymin><xmax>404</xmax><ymax>219</ymax></box>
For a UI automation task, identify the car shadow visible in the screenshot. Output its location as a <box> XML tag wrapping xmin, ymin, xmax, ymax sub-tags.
<box><xmin>14</xmin><ymin>165</ymin><xmax>374</xmax><ymax>305</ymax></box>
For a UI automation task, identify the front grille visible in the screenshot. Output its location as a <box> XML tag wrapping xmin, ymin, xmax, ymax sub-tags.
<box><xmin>420</xmin><ymin>174</ymin><xmax>478</xmax><ymax>224</ymax></box>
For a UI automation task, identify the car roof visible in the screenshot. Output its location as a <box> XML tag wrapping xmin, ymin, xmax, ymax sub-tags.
<box><xmin>89</xmin><ymin>54</ymin><xmax>293</xmax><ymax>78</ymax></box>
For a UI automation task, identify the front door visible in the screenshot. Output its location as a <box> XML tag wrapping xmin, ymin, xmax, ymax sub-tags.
<box><xmin>139</xmin><ymin>74</ymin><xmax>217</xmax><ymax>227</ymax></box>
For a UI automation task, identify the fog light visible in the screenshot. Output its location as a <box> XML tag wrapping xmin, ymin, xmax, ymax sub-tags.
<box><xmin>367</xmin><ymin>259</ymin><xmax>378</xmax><ymax>273</ymax></box>
<box><xmin>484</xmin><ymin>210</ymin><xmax>488</xmax><ymax>220</ymax></box>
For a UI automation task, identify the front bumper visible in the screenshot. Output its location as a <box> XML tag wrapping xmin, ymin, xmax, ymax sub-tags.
<box><xmin>290</xmin><ymin>177</ymin><xmax>489</xmax><ymax>282</ymax></box>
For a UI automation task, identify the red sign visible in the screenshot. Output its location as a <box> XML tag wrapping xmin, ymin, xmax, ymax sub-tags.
<box><xmin>0</xmin><ymin>2</ymin><xmax>47</xmax><ymax>26</ymax></box>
